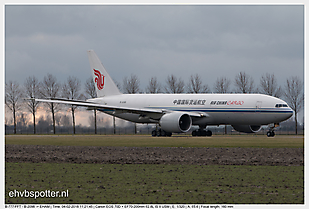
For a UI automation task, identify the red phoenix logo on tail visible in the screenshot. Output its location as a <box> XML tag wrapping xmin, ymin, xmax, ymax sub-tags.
<box><xmin>93</xmin><ymin>69</ymin><xmax>105</xmax><ymax>90</ymax></box>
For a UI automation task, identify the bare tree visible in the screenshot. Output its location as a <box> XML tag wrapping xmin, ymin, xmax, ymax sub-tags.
<box><xmin>284</xmin><ymin>76</ymin><xmax>304</xmax><ymax>135</ymax></box>
<box><xmin>5</xmin><ymin>81</ymin><xmax>23</xmax><ymax>134</ymax></box>
<box><xmin>165</xmin><ymin>74</ymin><xmax>185</xmax><ymax>93</ymax></box>
<box><xmin>60</xmin><ymin>114</ymin><xmax>72</xmax><ymax>127</ymax></box>
<box><xmin>107</xmin><ymin>79</ymin><xmax>120</xmax><ymax>134</ymax></box>
<box><xmin>62</xmin><ymin>76</ymin><xmax>84</xmax><ymax>134</ymax></box>
<box><xmin>214</xmin><ymin>76</ymin><xmax>231</xmax><ymax>93</ymax></box>
<box><xmin>37</xmin><ymin>115</ymin><xmax>52</xmax><ymax>133</ymax></box>
<box><xmin>85</xmin><ymin>77</ymin><xmax>97</xmax><ymax>99</ymax></box>
<box><xmin>55</xmin><ymin>114</ymin><xmax>63</xmax><ymax>127</ymax></box>
<box><xmin>123</xmin><ymin>74</ymin><xmax>140</xmax><ymax>134</ymax></box>
<box><xmin>234</xmin><ymin>71</ymin><xmax>255</xmax><ymax>93</ymax></box>
<box><xmin>85</xmin><ymin>77</ymin><xmax>98</xmax><ymax>134</ymax></box>
<box><xmin>260</xmin><ymin>73</ymin><xmax>282</xmax><ymax>98</ymax></box>
<box><xmin>40</xmin><ymin>74</ymin><xmax>61</xmax><ymax>134</ymax></box>
<box><xmin>24</xmin><ymin>76</ymin><xmax>40</xmax><ymax>134</ymax></box>
<box><xmin>16</xmin><ymin>112</ymin><xmax>29</xmax><ymax>129</ymax></box>
<box><xmin>214</xmin><ymin>76</ymin><xmax>231</xmax><ymax>134</ymax></box>
<box><xmin>146</xmin><ymin>77</ymin><xmax>161</xmax><ymax>93</ymax></box>
<box><xmin>187</xmin><ymin>74</ymin><xmax>209</xmax><ymax>93</ymax></box>
<box><xmin>123</xmin><ymin>74</ymin><xmax>140</xmax><ymax>94</ymax></box>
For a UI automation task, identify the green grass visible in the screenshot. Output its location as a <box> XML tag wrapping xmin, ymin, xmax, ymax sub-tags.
<box><xmin>5</xmin><ymin>135</ymin><xmax>304</xmax><ymax>148</ymax></box>
<box><xmin>5</xmin><ymin>162</ymin><xmax>304</xmax><ymax>204</ymax></box>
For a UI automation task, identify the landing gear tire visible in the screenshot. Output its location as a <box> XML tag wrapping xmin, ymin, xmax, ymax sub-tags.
<box><xmin>267</xmin><ymin>131</ymin><xmax>275</xmax><ymax>137</ymax></box>
<box><xmin>206</xmin><ymin>130</ymin><xmax>212</xmax><ymax>137</ymax></box>
<box><xmin>152</xmin><ymin>129</ymin><xmax>172</xmax><ymax>137</ymax></box>
<box><xmin>192</xmin><ymin>129</ymin><xmax>212</xmax><ymax>137</ymax></box>
<box><xmin>157</xmin><ymin>129</ymin><xmax>161</xmax><ymax>137</ymax></box>
<box><xmin>192</xmin><ymin>130</ymin><xmax>198</xmax><ymax>136</ymax></box>
<box><xmin>157</xmin><ymin>129</ymin><xmax>166</xmax><ymax>137</ymax></box>
<box><xmin>166</xmin><ymin>132</ymin><xmax>172</xmax><ymax>137</ymax></box>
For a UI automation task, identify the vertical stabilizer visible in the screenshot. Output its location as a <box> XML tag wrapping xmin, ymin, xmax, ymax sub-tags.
<box><xmin>87</xmin><ymin>50</ymin><xmax>122</xmax><ymax>97</ymax></box>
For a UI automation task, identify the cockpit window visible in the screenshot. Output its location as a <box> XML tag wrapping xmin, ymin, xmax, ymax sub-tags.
<box><xmin>275</xmin><ymin>104</ymin><xmax>288</xmax><ymax>108</ymax></box>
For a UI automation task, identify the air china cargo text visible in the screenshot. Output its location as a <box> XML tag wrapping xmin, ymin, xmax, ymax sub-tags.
<box><xmin>210</xmin><ymin>100</ymin><xmax>244</xmax><ymax>106</ymax></box>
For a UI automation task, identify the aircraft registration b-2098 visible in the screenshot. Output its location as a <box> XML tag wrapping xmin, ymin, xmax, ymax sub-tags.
<box><xmin>36</xmin><ymin>50</ymin><xmax>293</xmax><ymax>137</ymax></box>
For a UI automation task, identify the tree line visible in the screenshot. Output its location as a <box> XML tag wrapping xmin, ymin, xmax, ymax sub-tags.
<box><xmin>5</xmin><ymin>71</ymin><xmax>304</xmax><ymax>135</ymax></box>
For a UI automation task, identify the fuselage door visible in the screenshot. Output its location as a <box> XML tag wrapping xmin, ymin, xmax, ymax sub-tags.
<box><xmin>255</xmin><ymin>101</ymin><xmax>262</xmax><ymax>112</ymax></box>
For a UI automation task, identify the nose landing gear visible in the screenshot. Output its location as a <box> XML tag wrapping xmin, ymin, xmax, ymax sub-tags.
<box><xmin>267</xmin><ymin>123</ymin><xmax>279</xmax><ymax>137</ymax></box>
<box><xmin>267</xmin><ymin>131</ymin><xmax>275</xmax><ymax>137</ymax></box>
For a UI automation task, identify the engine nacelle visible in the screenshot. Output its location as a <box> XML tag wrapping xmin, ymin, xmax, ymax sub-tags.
<box><xmin>159</xmin><ymin>112</ymin><xmax>192</xmax><ymax>133</ymax></box>
<box><xmin>232</xmin><ymin>125</ymin><xmax>262</xmax><ymax>133</ymax></box>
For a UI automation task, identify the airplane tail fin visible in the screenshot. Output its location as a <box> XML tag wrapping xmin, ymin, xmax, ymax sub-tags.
<box><xmin>87</xmin><ymin>50</ymin><xmax>122</xmax><ymax>97</ymax></box>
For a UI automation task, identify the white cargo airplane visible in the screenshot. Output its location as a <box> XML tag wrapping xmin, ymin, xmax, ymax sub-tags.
<box><xmin>36</xmin><ymin>50</ymin><xmax>293</xmax><ymax>137</ymax></box>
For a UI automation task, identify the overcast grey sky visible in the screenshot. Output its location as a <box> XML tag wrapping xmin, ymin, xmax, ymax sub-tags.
<box><xmin>5</xmin><ymin>5</ymin><xmax>304</xmax><ymax>93</ymax></box>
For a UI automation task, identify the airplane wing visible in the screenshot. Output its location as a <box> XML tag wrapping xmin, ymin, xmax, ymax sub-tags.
<box><xmin>33</xmin><ymin>98</ymin><xmax>205</xmax><ymax>119</ymax></box>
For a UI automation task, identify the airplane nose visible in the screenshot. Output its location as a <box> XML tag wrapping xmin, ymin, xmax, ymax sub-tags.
<box><xmin>287</xmin><ymin>108</ymin><xmax>294</xmax><ymax>119</ymax></box>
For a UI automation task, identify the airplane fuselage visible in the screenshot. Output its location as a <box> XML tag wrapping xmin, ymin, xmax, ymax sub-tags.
<box><xmin>88</xmin><ymin>93</ymin><xmax>293</xmax><ymax>127</ymax></box>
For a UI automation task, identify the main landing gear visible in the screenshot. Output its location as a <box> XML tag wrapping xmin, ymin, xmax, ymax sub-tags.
<box><xmin>152</xmin><ymin>129</ymin><xmax>172</xmax><ymax>137</ymax></box>
<box><xmin>192</xmin><ymin>129</ymin><xmax>212</xmax><ymax>137</ymax></box>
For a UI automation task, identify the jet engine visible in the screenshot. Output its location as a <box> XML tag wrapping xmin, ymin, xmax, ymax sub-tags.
<box><xmin>232</xmin><ymin>125</ymin><xmax>262</xmax><ymax>133</ymax></box>
<box><xmin>159</xmin><ymin>112</ymin><xmax>192</xmax><ymax>133</ymax></box>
